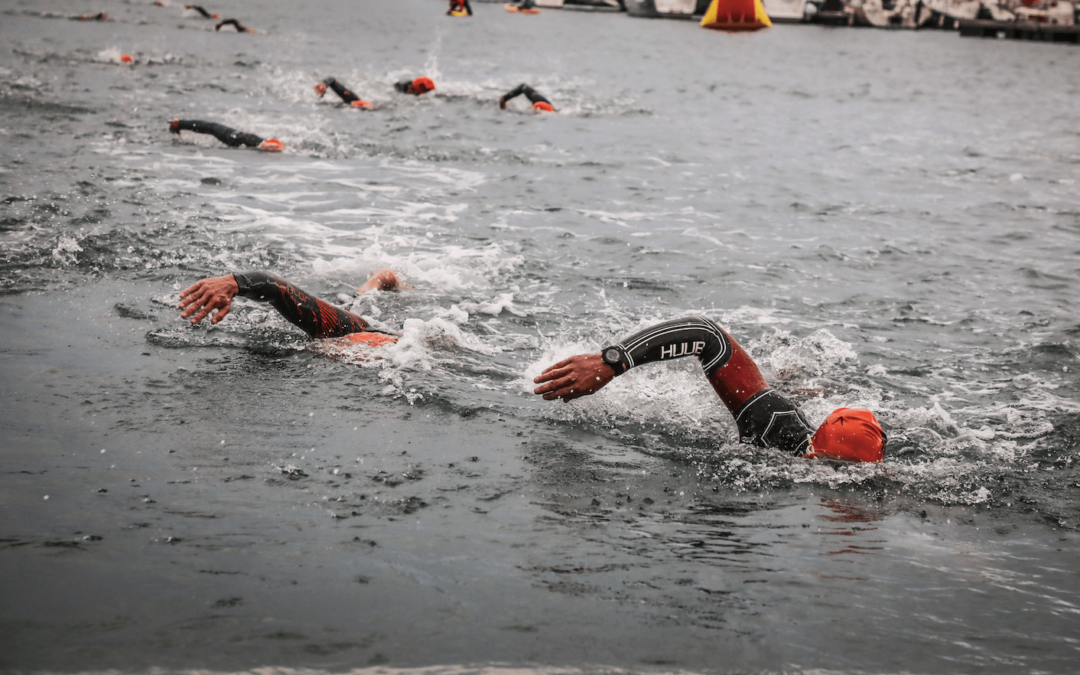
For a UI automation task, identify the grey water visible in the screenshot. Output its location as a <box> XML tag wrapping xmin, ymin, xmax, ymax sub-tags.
<box><xmin>1</xmin><ymin>0</ymin><xmax>1079</xmax><ymax>672</ymax></box>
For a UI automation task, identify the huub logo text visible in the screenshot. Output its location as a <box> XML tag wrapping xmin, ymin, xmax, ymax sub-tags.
<box><xmin>660</xmin><ymin>341</ymin><xmax>706</xmax><ymax>359</ymax></box>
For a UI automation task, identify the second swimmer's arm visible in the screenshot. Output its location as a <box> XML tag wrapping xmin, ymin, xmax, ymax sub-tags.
<box><xmin>533</xmin><ymin>317</ymin><xmax>733</xmax><ymax>402</ymax></box>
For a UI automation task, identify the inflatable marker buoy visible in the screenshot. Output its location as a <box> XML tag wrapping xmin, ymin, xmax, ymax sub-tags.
<box><xmin>700</xmin><ymin>0</ymin><xmax>771</xmax><ymax>31</ymax></box>
<box><xmin>505</xmin><ymin>3</ymin><xmax>541</xmax><ymax>13</ymax></box>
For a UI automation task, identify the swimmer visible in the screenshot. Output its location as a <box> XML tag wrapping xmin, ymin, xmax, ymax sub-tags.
<box><xmin>73</xmin><ymin>12</ymin><xmax>108</xmax><ymax>20</ymax></box>
<box><xmin>179</xmin><ymin>269</ymin><xmax>406</xmax><ymax>346</ymax></box>
<box><xmin>169</xmin><ymin>119</ymin><xmax>284</xmax><ymax>151</ymax></box>
<box><xmin>533</xmin><ymin>317</ymin><xmax>887</xmax><ymax>463</ymax></box>
<box><xmin>314</xmin><ymin>77</ymin><xmax>373</xmax><ymax>109</ymax></box>
<box><xmin>184</xmin><ymin>4</ymin><xmax>219</xmax><ymax>19</ymax></box>
<box><xmin>499</xmin><ymin>83</ymin><xmax>555</xmax><ymax>112</ymax></box>
<box><xmin>215</xmin><ymin>18</ymin><xmax>255</xmax><ymax>32</ymax></box>
<box><xmin>394</xmin><ymin>77</ymin><xmax>436</xmax><ymax>96</ymax></box>
<box><xmin>508</xmin><ymin>0</ymin><xmax>538</xmax><ymax>10</ymax></box>
<box><xmin>447</xmin><ymin>0</ymin><xmax>473</xmax><ymax>14</ymax></box>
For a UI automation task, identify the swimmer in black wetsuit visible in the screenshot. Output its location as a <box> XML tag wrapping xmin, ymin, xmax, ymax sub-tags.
<box><xmin>394</xmin><ymin>77</ymin><xmax>436</xmax><ymax>96</ymax></box>
<box><xmin>185</xmin><ymin>4</ymin><xmax>219</xmax><ymax>19</ymax></box>
<box><xmin>179</xmin><ymin>269</ymin><xmax>405</xmax><ymax>346</ymax></box>
<box><xmin>447</xmin><ymin>0</ymin><xmax>473</xmax><ymax>14</ymax></box>
<box><xmin>73</xmin><ymin>12</ymin><xmax>108</xmax><ymax>21</ymax></box>
<box><xmin>314</xmin><ymin>77</ymin><xmax>373</xmax><ymax>109</ymax></box>
<box><xmin>499</xmin><ymin>84</ymin><xmax>554</xmax><ymax>112</ymax></box>
<box><xmin>215</xmin><ymin>18</ymin><xmax>253</xmax><ymax>32</ymax></box>
<box><xmin>169</xmin><ymin>119</ymin><xmax>284</xmax><ymax>151</ymax></box>
<box><xmin>533</xmin><ymin>317</ymin><xmax>887</xmax><ymax>463</ymax></box>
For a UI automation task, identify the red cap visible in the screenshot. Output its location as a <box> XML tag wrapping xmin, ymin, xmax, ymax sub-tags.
<box><xmin>346</xmin><ymin>332</ymin><xmax>397</xmax><ymax>347</ymax></box>
<box><xmin>258</xmin><ymin>138</ymin><xmax>284</xmax><ymax>152</ymax></box>
<box><xmin>412</xmin><ymin>77</ymin><xmax>435</xmax><ymax>94</ymax></box>
<box><xmin>807</xmin><ymin>408</ymin><xmax>886</xmax><ymax>463</ymax></box>
<box><xmin>532</xmin><ymin>101</ymin><xmax>554</xmax><ymax>112</ymax></box>
<box><xmin>350</xmin><ymin>100</ymin><xmax>373</xmax><ymax>109</ymax></box>
<box><xmin>120</xmin><ymin>54</ymin><xmax>133</xmax><ymax>64</ymax></box>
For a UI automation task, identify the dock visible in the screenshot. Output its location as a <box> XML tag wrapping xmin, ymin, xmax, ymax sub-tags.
<box><xmin>958</xmin><ymin>19</ymin><xmax>1080</xmax><ymax>43</ymax></box>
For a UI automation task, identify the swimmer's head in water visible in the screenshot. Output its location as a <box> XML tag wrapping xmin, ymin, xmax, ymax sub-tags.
<box><xmin>532</xmin><ymin>101</ymin><xmax>555</xmax><ymax>112</ymax></box>
<box><xmin>345</xmin><ymin>332</ymin><xmax>397</xmax><ymax>348</ymax></box>
<box><xmin>120</xmin><ymin>54</ymin><xmax>133</xmax><ymax>64</ymax></box>
<box><xmin>806</xmin><ymin>408</ymin><xmax>886</xmax><ymax>463</ymax></box>
<box><xmin>411</xmin><ymin>77</ymin><xmax>435</xmax><ymax>95</ymax></box>
<box><xmin>258</xmin><ymin>138</ymin><xmax>284</xmax><ymax>152</ymax></box>
<box><xmin>350</xmin><ymin>100</ymin><xmax>373</xmax><ymax>109</ymax></box>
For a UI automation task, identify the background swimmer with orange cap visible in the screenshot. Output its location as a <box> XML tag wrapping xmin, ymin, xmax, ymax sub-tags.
<box><xmin>395</xmin><ymin>77</ymin><xmax>436</xmax><ymax>96</ymax></box>
<box><xmin>169</xmin><ymin>119</ymin><xmax>284</xmax><ymax>152</ymax></box>
<box><xmin>314</xmin><ymin>77</ymin><xmax>373</xmax><ymax>109</ymax></box>
<box><xmin>179</xmin><ymin>269</ymin><xmax>407</xmax><ymax>348</ymax></box>
<box><xmin>447</xmin><ymin>0</ymin><xmax>473</xmax><ymax>15</ymax></box>
<box><xmin>533</xmin><ymin>317</ymin><xmax>887</xmax><ymax>463</ymax></box>
<box><xmin>499</xmin><ymin>84</ymin><xmax>555</xmax><ymax>113</ymax></box>
<box><xmin>215</xmin><ymin>18</ymin><xmax>259</xmax><ymax>33</ymax></box>
<box><xmin>184</xmin><ymin>5</ymin><xmax>219</xmax><ymax>19</ymax></box>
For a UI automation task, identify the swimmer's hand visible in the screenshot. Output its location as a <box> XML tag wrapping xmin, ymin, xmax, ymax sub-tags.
<box><xmin>533</xmin><ymin>353</ymin><xmax>614</xmax><ymax>402</ymax></box>
<box><xmin>314</xmin><ymin>82</ymin><xmax>328</xmax><ymax>98</ymax></box>
<box><xmin>499</xmin><ymin>96</ymin><xmax>507</xmax><ymax>110</ymax></box>
<box><xmin>179</xmin><ymin>274</ymin><xmax>239</xmax><ymax>325</ymax></box>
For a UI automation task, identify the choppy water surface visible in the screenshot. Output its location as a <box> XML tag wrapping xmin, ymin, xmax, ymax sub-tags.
<box><xmin>1</xmin><ymin>0</ymin><xmax>1079</xmax><ymax>673</ymax></box>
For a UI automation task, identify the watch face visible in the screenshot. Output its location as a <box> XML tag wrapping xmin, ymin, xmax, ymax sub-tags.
<box><xmin>604</xmin><ymin>348</ymin><xmax>621</xmax><ymax>364</ymax></box>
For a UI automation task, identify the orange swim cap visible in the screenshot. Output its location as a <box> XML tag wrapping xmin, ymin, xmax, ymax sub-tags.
<box><xmin>532</xmin><ymin>101</ymin><xmax>554</xmax><ymax>112</ymax></box>
<box><xmin>412</xmin><ymin>77</ymin><xmax>435</xmax><ymax>94</ymax></box>
<box><xmin>120</xmin><ymin>54</ymin><xmax>133</xmax><ymax>64</ymax></box>
<box><xmin>350</xmin><ymin>100</ymin><xmax>373</xmax><ymax>109</ymax></box>
<box><xmin>258</xmin><ymin>138</ymin><xmax>285</xmax><ymax>152</ymax></box>
<box><xmin>346</xmin><ymin>332</ymin><xmax>397</xmax><ymax>347</ymax></box>
<box><xmin>807</xmin><ymin>408</ymin><xmax>886</xmax><ymax>463</ymax></box>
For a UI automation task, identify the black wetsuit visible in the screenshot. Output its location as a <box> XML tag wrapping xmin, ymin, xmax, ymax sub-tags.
<box><xmin>232</xmin><ymin>271</ymin><xmax>392</xmax><ymax>339</ymax></box>
<box><xmin>501</xmin><ymin>83</ymin><xmax>552</xmax><ymax>108</ymax></box>
<box><xmin>187</xmin><ymin>5</ymin><xmax>214</xmax><ymax>18</ymax></box>
<box><xmin>606</xmin><ymin>317</ymin><xmax>814</xmax><ymax>455</ymax></box>
<box><xmin>321</xmin><ymin>77</ymin><xmax>361</xmax><ymax>104</ymax></box>
<box><xmin>175</xmin><ymin>120</ymin><xmax>263</xmax><ymax>148</ymax></box>
<box><xmin>215</xmin><ymin>18</ymin><xmax>248</xmax><ymax>32</ymax></box>
<box><xmin>449</xmin><ymin>0</ymin><xmax>473</xmax><ymax>14</ymax></box>
<box><xmin>394</xmin><ymin>79</ymin><xmax>415</xmax><ymax>94</ymax></box>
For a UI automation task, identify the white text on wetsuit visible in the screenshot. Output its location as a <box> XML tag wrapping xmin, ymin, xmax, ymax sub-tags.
<box><xmin>660</xmin><ymin>341</ymin><xmax>706</xmax><ymax>359</ymax></box>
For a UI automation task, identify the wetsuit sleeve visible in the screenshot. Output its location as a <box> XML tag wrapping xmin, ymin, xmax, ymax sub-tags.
<box><xmin>394</xmin><ymin>79</ymin><xmax>413</xmax><ymax>93</ymax></box>
<box><xmin>176</xmin><ymin>120</ymin><xmax>264</xmax><ymax>148</ymax></box>
<box><xmin>501</xmin><ymin>84</ymin><xmax>551</xmax><ymax>106</ymax></box>
<box><xmin>323</xmin><ymin>77</ymin><xmax>359</xmax><ymax>103</ymax></box>
<box><xmin>231</xmin><ymin>271</ymin><xmax>369</xmax><ymax>339</ymax></box>
<box><xmin>603</xmin><ymin>317</ymin><xmax>732</xmax><ymax>378</ymax></box>
<box><xmin>190</xmin><ymin>5</ymin><xmax>212</xmax><ymax>18</ymax></box>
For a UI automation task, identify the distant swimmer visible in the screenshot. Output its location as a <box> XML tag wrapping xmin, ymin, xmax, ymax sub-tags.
<box><xmin>184</xmin><ymin>4</ymin><xmax>219</xmax><ymax>19</ymax></box>
<box><xmin>394</xmin><ymin>77</ymin><xmax>436</xmax><ymax>96</ymax></box>
<box><xmin>169</xmin><ymin>119</ymin><xmax>284</xmax><ymax>151</ymax></box>
<box><xmin>505</xmin><ymin>0</ymin><xmax>540</xmax><ymax>13</ymax></box>
<box><xmin>73</xmin><ymin>12</ymin><xmax>108</xmax><ymax>20</ymax></box>
<box><xmin>499</xmin><ymin>83</ymin><xmax>555</xmax><ymax>112</ymax></box>
<box><xmin>533</xmin><ymin>318</ymin><xmax>887</xmax><ymax>463</ymax></box>
<box><xmin>179</xmin><ymin>269</ymin><xmax>405</xmax><ymax>347</ymax></box>
<box><xmin>215</xmin><ymin>18</ymin><xmax>257</xmax><ymax>32</ymax></box>
<box><xmin>314</xmin><ymin>77</ymin><xmax>373</xmax><ymax>109</ymax></box>
<box><xmin>447</xmin><ymin>0</ymin><xmax>473</xmax><ymax>15</ymax></box>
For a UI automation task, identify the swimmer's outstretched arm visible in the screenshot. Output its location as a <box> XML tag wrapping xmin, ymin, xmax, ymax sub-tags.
<box><xmin>170</xmin><ymin>118</ymin><xmax>282</xmax><ymax>151</ymax></box>
<box><xmin>533</xmin><ymin>317</ymin><xmax>748</xmax><ymax>403</ymax></box>
<box><xmin>499</xmin><ymin>83</ymin><xmax>553</xmax><ymax>110</ymax></box>
<box><xmin>185</xmin><ymin>4</ymin><xmax>217</xmax><ymax>18</ymax></box>
<box><xmin>314</xmin><ymin>78</ymin><xmax>372</xmax><ymax>108</ymax></box>
<box><xmin>180</xmin><ymin>272</ymin><xmax>371</xmax><ymax>338</ymax></box>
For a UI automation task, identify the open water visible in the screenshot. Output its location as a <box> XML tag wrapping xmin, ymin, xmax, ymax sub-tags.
<box><xmin>2</xmin><ymin>0</ymin><xmax>1080</xmax><ymax>673</ymax></box>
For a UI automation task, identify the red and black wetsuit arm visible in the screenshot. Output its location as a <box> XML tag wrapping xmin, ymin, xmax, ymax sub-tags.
<box><xmin>232</xmin><ymin>271</ymin><xmax>368</xmax><ymax>339</ymax></box>
<box><xmin>322</xmin><ymin>77</ymin><xmax>360</xmax><ymax>104</ymax></box>
<box><xmin>501</xmin><ymin>84</ymin><xmax>552</xmax><ymax>107</ymax></box>
<box><xmin>176</xmin><ymin>120</ymin><xmax>263</xmax><ymax>148</ymax></box>
<box><xmin>604</xmin><ymin>317</ymin><xmax>773</xmax><ymax>413</ymax></box>
<box><xmin>604</xmin><ymin>317</ymin><xmax>733</xmax><ymax>379</ymax></box>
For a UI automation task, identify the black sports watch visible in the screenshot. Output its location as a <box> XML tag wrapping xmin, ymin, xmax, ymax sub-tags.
<box><xmin>601</xmin><ymin>345</ymin><xmax>628</xmax><ymax>376</ymax></box>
